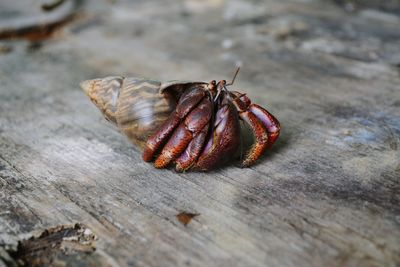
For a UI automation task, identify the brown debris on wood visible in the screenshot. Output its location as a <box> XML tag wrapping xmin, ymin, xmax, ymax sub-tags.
<box><xmin>0</xmin><ymin>14</ymin><xmax>79</xmax><ymax>42</ymax></box>
<box><xmin>7</xmin><ymin>223</ymin><xmax>97</xmax><ymax>267</ymax></box>
<box><xmin>176</xmin><ymin>212</ymin><xmax>199</xmax><ymax>226</ymax></box>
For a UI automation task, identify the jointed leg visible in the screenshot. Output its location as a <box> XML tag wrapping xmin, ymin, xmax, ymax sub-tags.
<box><xmin>154</xmin><ymin>97</ymin><xmax>213</xmax><ymax>169</ymax></box>
<box><xmin>239</xmin><ymin>110</ymin><xmax>269</xmax><ymax>167</ymax></box>
<box><xmin>142</xmin><ymin>87</ymin><xmax>206</xmax><ymax>162</ymax></box>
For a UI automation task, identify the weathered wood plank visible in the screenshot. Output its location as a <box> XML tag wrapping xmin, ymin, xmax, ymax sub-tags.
<box><xmin>0</xmin><ymin>0</ymin><xmax>399</xmax><ymax>266</ymax></box>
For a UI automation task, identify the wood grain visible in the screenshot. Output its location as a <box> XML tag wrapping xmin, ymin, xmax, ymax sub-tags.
<box><xmin>0</xmin><ymin>0</ymin><xmax>399</xmax><ymax>266</ymax></box>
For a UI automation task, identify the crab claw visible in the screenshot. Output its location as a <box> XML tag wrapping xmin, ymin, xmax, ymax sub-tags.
<box><xmin>231</xmin><ymin>92</ymin><xmax>280</xmax><ymax>167</ymax></box>
<box><xmin>195</xmin><ymin>92</ymin><xmax>241</xmax><ymax>171</ymax></box>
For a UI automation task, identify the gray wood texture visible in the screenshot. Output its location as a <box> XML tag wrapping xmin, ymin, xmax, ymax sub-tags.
<box><xmin>0</xmin><ymin>0</ymin><xmax>399</xmax><ymax>266</ymax></box>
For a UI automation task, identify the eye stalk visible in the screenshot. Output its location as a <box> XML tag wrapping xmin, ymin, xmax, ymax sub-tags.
<box><xmin>216</xmin><ymin>80</ymin><xmax>226</xmax><ymax>88</ymax></box>
<box><xmin>207</xmin><ymin>80</ymin><xmax>218</xmax><ymax>96</ymax></box>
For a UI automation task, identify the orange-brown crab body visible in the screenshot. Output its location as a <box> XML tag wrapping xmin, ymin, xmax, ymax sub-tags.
<box><xmin>81</xmin><ymin>73</ymin><xmax>280</xmax><ymax>172</ymax></box>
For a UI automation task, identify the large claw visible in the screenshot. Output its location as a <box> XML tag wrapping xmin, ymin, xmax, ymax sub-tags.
<box><xmin>142</xmin><ymin>87</ymin><xmax>206</xmax><ymax>162</ymax></box>
<box><xmin>195</xmin><ymin>92</ymin><xmax>241</xmax><ymax>171</ymax></box>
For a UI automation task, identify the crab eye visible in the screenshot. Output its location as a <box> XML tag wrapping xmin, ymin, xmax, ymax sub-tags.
<box><xmin>211</xmin><ymin>80</ymin><xmax>216</xmax><ymax>85</ymax></box>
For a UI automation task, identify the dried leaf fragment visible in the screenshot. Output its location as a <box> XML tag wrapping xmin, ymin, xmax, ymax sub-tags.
<box><xmin>176</xmin><ymin>212</ymin><xmax>199</xmax><ymax>226</ymax></box>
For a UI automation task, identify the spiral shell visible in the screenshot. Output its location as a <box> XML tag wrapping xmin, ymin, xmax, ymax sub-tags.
<box><xmin>80</xmin><ymin>76</ymin><xmax>206</xmax><ymax>148</ymax></box>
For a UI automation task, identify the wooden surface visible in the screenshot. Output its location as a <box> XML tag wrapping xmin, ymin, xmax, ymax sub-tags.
<box><xmin>1</xmin><ymin>0</ymin><xmax>400</xmax><ymax>266</ymax></box>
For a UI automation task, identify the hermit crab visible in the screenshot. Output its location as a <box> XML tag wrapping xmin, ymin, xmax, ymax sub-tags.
<box><xmin>80</xmin><ymin>69</ymin><xmax>280</xmax><ymax>171</ymax></box>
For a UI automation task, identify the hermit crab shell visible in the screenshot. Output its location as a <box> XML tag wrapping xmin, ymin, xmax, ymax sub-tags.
<box><xmin>80</xmin><ymin>76</ymin><xmax>207</xmax><ymax>149</ymax></box>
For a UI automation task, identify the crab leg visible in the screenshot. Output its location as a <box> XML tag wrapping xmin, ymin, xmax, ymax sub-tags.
<box><xmin>239</xmin><ymin>104</ymin><xmax>280</xmax><ymax>167</ymax></box>
<box><xmin>142</xmin><ymin>113</ymin><xmax>180</xmax><ymax>162</ymax></box>
<box><xmin>142</xmin><ymin>87</ymin><xmax>205</xmax><ymax>162</ymax></box>
<box><xmin>195</xmin><ymin>93</ymin><xmax>241</xmax><ymax>171</ymax></box>
<box><xmin>239</xmin><ymin>111</ymin><xmax>269</xmax><ymax>167</ymax></box>
<box><xmin>175</xmin><ymin>124</ymin><xmax>208</xmax><ymax>172</ymax></box>
<box><xmin>154</xmin><ymin>98</ymin><xmax>212</xmax><ymax>168</ymax></box>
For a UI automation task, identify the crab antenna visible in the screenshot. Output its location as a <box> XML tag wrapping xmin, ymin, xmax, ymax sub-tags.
<box><xmin>226</xmin><ymin>66</ymin><xmax>240</xmax><ymax>86</ymax></box>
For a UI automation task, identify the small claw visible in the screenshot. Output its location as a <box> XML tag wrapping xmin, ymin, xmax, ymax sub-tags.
<box><xmin>239</xmin><ymin>111</ymin><xmax>269</xmax><ymax>167</ymax></box>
